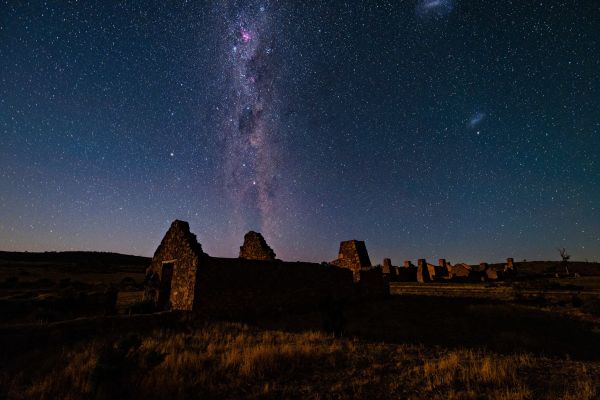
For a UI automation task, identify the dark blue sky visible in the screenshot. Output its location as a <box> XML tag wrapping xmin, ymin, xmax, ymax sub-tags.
<box><xmin>1</xmin><ymin>1</ymin><xmax>599</xmax><ymax>264</ymax></box>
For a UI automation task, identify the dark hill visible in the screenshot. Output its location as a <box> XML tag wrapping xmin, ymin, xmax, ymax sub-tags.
<box><xmin>0</xmin><ymin>251</ymin><xmax>150</xmax><ymax>273</ymax></box>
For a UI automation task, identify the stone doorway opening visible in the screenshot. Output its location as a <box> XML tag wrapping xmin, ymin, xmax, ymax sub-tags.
<box><xmin>157</xmin><ymin>261</ymin><xmax>175</xmax><ymax>310</ymax></box>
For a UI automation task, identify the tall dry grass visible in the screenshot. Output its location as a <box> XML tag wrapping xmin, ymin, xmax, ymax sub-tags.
<box><xmin>416</xmin><ymin>350</ymin><xmax>533</xmax><ymax>399</ymax></box>
<box><xmin>6</xmin><ymin>321</ymin><xmax>599</xmax><ymax>400</ymax></box>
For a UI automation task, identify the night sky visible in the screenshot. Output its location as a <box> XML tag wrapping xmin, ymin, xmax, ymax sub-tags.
<box><xmin>1</xmin><ymin>1</ymin><xmax>599</xmax><ymax>264</ymax></box>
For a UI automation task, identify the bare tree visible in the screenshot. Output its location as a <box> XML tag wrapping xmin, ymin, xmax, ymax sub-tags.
<box><xmin>557</xmin><ymin>247</ymin><xmax>570</xmax><ymax>262</ymax></box>
<box><xmin>557</xmin><ymin>247</ymin><xmax>570</xmax><ymax>274</ymax></box>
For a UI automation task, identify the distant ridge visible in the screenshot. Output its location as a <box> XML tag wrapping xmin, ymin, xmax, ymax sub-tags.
<box><xmin>0</xmin><ymin>251</ymin><xmax>150</xmax><ymax>272</ymax></box>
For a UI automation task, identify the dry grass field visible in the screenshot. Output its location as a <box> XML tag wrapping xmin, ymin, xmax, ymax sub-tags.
<box><xmin>2</xmin><ymin>320</ymin><xmax>598</xmax><ymax>400</ymax></box>
<box><xmin>2</xmin><ymin>294</ymin><xmax>600</xmax><ymax>399</ymax></box>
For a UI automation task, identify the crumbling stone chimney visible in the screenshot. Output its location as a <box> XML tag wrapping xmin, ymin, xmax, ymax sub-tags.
<box><xmin>331</xmin><ymin>240</ymin><xmax>372</xmax><ymax>282</ymax></box>
<box><xmin>382</xmin><ymin>258</ymin><xmax>392</xmax><ymax>274</ymax></box>
<box><xmin>239</xmin><ymin>231</ymin><xmax>276</xmax><ymax>261</ymax></box>
<box><xmin>417</xmin><ymin>258</ymin><xmax>431</xmax><ymax>283</ymax></box>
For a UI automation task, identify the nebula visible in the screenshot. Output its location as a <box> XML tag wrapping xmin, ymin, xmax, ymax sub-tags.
<box><xmin>220</xmin><ymin>2</ymin><xmax>281</xmax><ymax>237</ymax></box>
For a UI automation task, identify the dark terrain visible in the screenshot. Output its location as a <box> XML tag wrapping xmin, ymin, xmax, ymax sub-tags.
<box><xmin>0</xmin><ymin>252</ymin><xmax>599</xmax><ymax>399</ymax></box>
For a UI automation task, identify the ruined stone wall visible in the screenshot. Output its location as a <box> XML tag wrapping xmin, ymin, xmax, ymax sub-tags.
<box><xmin>447</xmin><ymin>263</ymin><xmax>471</xmax><ymax>279</ymax></box>
<box><xmin>194</xmin><ymin>258</ymin><xmax>355</xmax><ymax>318</ymax></box>
<box><xmin>397</xmin><ymin>267</ymin><xmax>417</xmax><ymax>281</ymax></box>
<box><xmin>382</xmin><ymin>258</ymin><xmax>392</xmax><ymax>274</ymax></box>
<box><xmin>416</xmin><ymin>259</ymin><xmax>431</xmax><ymax>283</ymax></box>
<box><xmin>331</xmin><ymin>240</ymin><xmax>372</xmax><ymax>282</ymax></box>
<box><xmin>397</xmin><ymin>260</ymin><xmax>417</xmax><ymax>281</ymax></box>
<box><xmin>426</xmin><ymin>263</ymin><xmax>437</xmax><ymax>280</ymax></box>
<box><xmin>147</xmin><ymin>222</ymin><xmax>390</xmax><ymax>317</ymax></box>
<box><xmin>427</xmin><ymin>263</ymin><xmax>449</xmax><ymax>280</ymax></box>
<box><xmin>145</xmin><ymin>220</ymin><xmax>204</xmax><ymax>311</ymax></box>
<box><xmin>356</xmin><ymin>267</ymin><xmax>389</xmax><ymax>298</ymax></box>
<box><xmin>239</xmin><ymin>231</ymin><xmax>276</xmax><ymax>261</ymax></box>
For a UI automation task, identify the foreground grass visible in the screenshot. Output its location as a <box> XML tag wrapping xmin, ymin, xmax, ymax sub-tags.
<box><xmin>3</xmin><ymin>321</ymin><xmax>598</xmax><ymax>400</ymax></box>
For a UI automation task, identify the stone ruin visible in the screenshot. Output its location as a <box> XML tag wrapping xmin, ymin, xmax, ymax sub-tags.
<box><xmin>395</xmin><ymin>260</ymin><xmax>417</xmax><ymax>281</ymax></box>
<box><xmin>504</xmin><ymin>258</ymin><xmax>516</xmax><ymax>276</ymax></box>
<box><xmin>455</xmin><ymin>263</ymin><xmax>474</xmax><ymax>279</ymax></box>
<box><xmin>388</xmin><ymin>257</ymin><xmax>515</xmax><ymax>283</ymax></box>
<box><xmin>416</xmin><ymin>258</ymin><xmax>431</xmax><ymax>283</ymax></box>
<box><xmin>144</xmin><ymin>220</ymin><xmax>515</xmax><ymax>313</ymax></box>
<box><xmin>239</xmin><ymin>231</ymin><xmax>276</xmax><ymax>261</ymax></box>
<box><xmin>331</xmin><ymin>240</ymin><xmax>372</xmax><ymax>282</ymax></box>
<box><xmin>478</xmin><ymin>262</ymin><xmax>497</xmax><ymax>280</ymax></box>
<box><xmin>144</xmin><ymin>220</ymin><xmax>388</xmax><ymax>315</ymax></box>
<box><xmin>506</xmin><ymin>257</ymin><xmax>514</xmax><ymax>269</ymax></box>
<box><xmin>383</xmin><ymin>258</ymin><xmax>400</xmax><ymax>276</ymax></box>
<box><xmin>382</xmin><ymin>258</ymin><xmax>392</xmax><ymax>274</ymax></box>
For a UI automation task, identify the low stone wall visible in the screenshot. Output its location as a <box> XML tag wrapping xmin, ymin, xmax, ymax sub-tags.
<box><xmin>397</xmin><ymin>267</ymin><xmax>417</xmax><ymax>282</ymax></box>
<box><xmin>357</xmin><ymin>267</ymin><xmax>389</xmax><ymax>298</ymax></box>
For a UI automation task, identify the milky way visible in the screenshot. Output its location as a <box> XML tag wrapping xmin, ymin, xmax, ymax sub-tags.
<box><xmin>219</xmin><ymin>2</ymin><xmax>281</xmax><ymax>238</ymax></box>
<box><xmin>1</xmin><ymin>1</ymin><xmax>599</xmax><ymax>263</ymax></box>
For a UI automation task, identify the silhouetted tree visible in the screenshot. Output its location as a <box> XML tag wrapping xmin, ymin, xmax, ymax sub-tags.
<box><xmin>557</xmin><ymin>247</ymin><xmax>571</xmax><ymax>274</ymax></box>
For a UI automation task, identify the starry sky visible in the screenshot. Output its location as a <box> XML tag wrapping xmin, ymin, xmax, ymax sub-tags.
<box><xmin>1</xmin><ymin>1</ymin><xmax>599</xmax><ymax>264</ymax></box>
